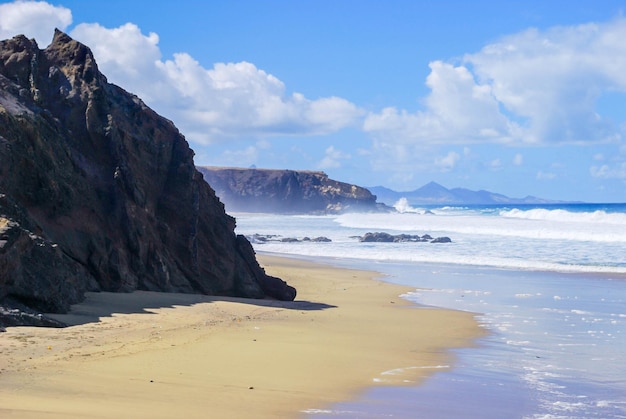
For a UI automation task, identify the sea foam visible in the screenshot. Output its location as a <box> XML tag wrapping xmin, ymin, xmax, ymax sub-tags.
<box><xmin>240</xmin><ymin>207</ymin><xmax>626</xmax><ymax>419</ymax></box>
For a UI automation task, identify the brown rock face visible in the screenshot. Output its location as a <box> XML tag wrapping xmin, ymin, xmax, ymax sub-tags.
<box><xmin>0</xmin><ymin>30</ymin><xmax>295</xmax><ymax>325</ymax></box>
<box><xmin>197</xmin><ymin>166</ymin><xmax>386</xmax><ymax>214</ymax></box>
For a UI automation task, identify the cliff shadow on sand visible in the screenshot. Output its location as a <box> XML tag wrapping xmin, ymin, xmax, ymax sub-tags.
<box><xmin>47</xmin><ymin>291</ymin><xmax>336</xmax><ymax>328</ymax></box>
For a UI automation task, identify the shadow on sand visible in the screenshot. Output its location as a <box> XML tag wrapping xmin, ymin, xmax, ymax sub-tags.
<box><xmin>46</xmin><ymin>291</ymin><xmax>336</xmax><ymax>327</ymax></box>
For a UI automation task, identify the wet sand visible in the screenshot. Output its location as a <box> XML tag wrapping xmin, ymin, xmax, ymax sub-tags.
<box><xmin>0</xmin><ymin>254</ymin><xmax>485</xmax><ymax>418</ymax></box>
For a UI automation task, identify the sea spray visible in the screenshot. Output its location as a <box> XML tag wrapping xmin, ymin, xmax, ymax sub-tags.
<box><xmin>236</xmin><ymin>203</ymin><xmax>626</xmax><ymax>273</ymax></box>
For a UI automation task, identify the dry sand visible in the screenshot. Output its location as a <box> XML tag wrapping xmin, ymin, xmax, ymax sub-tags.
<box><xmin>0</xmin><ymin>255</ymin><xmax>486</xmax><ymax>418</ymax></box>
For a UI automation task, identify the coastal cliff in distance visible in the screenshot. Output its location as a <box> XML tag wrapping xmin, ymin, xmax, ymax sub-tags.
<box><xmin>197</xmin><ymin>166</ymin><xmax>389</xmax><ymax>214</ymax></box>
<box><xmin>0</xmin><ymin>30</ymin><xmax>295</xmax><ymax>328</ymax></box>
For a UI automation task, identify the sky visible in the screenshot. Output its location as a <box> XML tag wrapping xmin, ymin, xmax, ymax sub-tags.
<box><xmin>1</xmin><ymin>1</ymin><xmax>626</xmax><ymax>202</ymax></box>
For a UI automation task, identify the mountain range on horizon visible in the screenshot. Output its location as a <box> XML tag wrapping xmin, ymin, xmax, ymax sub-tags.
<box><xmin>368</xmin><ymin>181</ymin><xmax>565</xmax><ymax>206</ymax></box>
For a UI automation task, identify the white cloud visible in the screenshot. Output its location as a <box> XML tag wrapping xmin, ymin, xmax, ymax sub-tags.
<box><xmin>0</xmin><ymin>0</ymin><xmax>71</xmax><ymax>46</ymax></box>
<box><xmin>435</xmin><ymin>151</ymin><xmax>461</xmax><ymax>172</ymax></box>
<box><xmin>70</xmin><ymin>23</ymin><xmax>161</xmax><ymax>83</ymax></box>
<box><xmin>590</xmin><ymin>162</ymin><xmax>626</xmax><ymax>179</ymax></box>
<box><xmin>490</xmin><ymin>158</ymin><xmax>503</xmax><ymax>170</ymax></box>
<box><xmin>66</xmin><ymin>22</ymin><xmax>363</xmax><ymax>145</ymax></box>
<box><xmin>318</xmin><ymin>146</ymin><xmax>350</xmax><ymax>169</ymax></box>
<box><xmin>466</xmin><ymin>20</ymin><xmax>626</xmax><ymax>145</ymax></box>
<box><xmin>364</xmin><ymin>61</ymin><xmax>514</xmax><ymax>146</ymax></box>
<box><xmin>365</xmin><ymin>17</ymin><xmax>626</xmax><ymax>154</ymax></box>
<box><xmin>536</xmin><ymin>170</ymin><xmax>557</xmax><ymax>180</ymax></box>
<box><xmin>360</xmin><ymin>18</ymin><xmax>626</xmax><ymax>186</ymax></box>
<box><xmin>219</xmin><ymin>146</ymin><xmax>259</xmax><ymax>168</ymax></box>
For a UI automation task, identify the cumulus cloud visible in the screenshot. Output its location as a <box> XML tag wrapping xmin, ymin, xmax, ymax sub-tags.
<box><xmin>365</xmin><ymin>18</ymin><xmax>626</xmax><ymax>150</ymax></box>
<box><xmin>70</xmin><ymin>23</ymin><xmax>161</xmax><ymax>83</ymax></box>
<box><xmin>67</xmin><ymin>22</ymin><xmax>363</xmax><ymax>145</ymax></box>
<box><xmin>318</xmin><ymin>146</ymin><xmax>351</xmax><ymax>169</ymax></box>
<box><xmin>513</xmin><ymin>153</ymin><xmax>524</xmax><ymax>166</ymax></box>
<box><xmin>490</xmin><ymin>158</ymin><xmax>503</xmax><ymax>170</ymax></box>
<box><xmin>590</xmin><ymin>162</ymin><xmax>626</xmax><ymax>179</ymax></box>
<box><xmin>364</xmin><ymin>61</ymin><xmax>514</xmax><ymax>145</ymax></box>
<box><xmin>1</xmin><ymin>1</ymin><xmax>363</xmax><ymax>149</ymax></box>
<box><xmin>0</xmin><ymin>0</ymin><xmax>71</xmax><ymax>46</ymax></box>
<box><xmin>536</xmin><ymin>170</ymin><xmax>557</xmax><ymax>180</ymax></box>
<box><xmin>466</xmin><ymin>20</ymin><xmax>626</xmax><ymax>145</ymax></box>
<box><xmin>435</xmin><ymin>151</ymin><xmax>461</xmax><ymax>172</ymax></box>
<box><xmin>219</xmin><ymin>146</ymin><xmax>259</xmax><ymax>168</ymax></box>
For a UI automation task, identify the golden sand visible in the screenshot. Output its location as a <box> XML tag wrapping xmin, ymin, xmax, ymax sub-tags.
<box><xmin>0</xmin><ymin>255</ymin><xmax>485</xmax><ymax>418</ymax></box>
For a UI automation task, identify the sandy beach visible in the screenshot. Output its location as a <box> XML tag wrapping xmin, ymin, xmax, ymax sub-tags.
<box><xmin>0</xmin><ymin>254</ymin><xmax>485</xmax><ymax>418</ymax></box>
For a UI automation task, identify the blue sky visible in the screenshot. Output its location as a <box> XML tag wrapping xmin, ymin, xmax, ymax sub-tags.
<box><xmin>2</xmin><ymin>1</ymin><xmax>626</xmax><ymax>202</ymax></box>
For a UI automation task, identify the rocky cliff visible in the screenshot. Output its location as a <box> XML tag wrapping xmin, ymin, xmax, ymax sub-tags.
<box><xmin>0</xmin><ymin>30</ymin><xmax>295</xmax><ymax>328</ymax></box>
<box><xmin>197</xmin><ymin>167</ymin><xmax>387</xmax><ymax>214</ymax></box>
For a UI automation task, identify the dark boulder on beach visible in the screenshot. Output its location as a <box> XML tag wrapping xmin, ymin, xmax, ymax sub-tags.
<box><xmin>0</xmin><ymin>30</ymin><xmax>296</xmax><ymax>329</ymax></box>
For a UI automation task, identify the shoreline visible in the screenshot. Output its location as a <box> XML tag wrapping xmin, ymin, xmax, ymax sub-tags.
<box><xmin>258</xmin><ymin>249</ymin><xmax>626</xmax><ymax>279</ymax></box>
<box><xmin>0</xmin><ymin>254</ymin><xmax>486</xmax><ymax>418</ymax></box>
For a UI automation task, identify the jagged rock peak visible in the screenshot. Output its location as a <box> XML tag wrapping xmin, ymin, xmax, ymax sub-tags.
<box><xmin>46</xmin><ymin>28</ymin><xmax>104</xmax><ymax>84</ymax></box>
<box><xmin>0</xmin><ymin>28</ymin><xmax>107</xmax><ymax>112</ymax></box>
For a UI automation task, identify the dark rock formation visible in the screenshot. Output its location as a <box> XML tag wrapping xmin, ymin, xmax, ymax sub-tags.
<box><xmin>197</xmin><ymin>166</ymin><xmax>391</xmax><ymax>214</ymax></box>
<box><xmin>358</xmin><ymin>232</ymin><xmax>452</xmax><ymax>243</ymax></box>
<box><xmin>0</xmin><ymin>297</ymin><xmax>67</xmax><ymax>330</ymax></box>
<box><xmin>0</xmin><ymin>30</ymin><xmax>295</xmax><ymax>328</ymax></box>
<box><xmin>247</xmin><ymin>234</ymin><xmax>332</xmax><ymax>244</ymax></box>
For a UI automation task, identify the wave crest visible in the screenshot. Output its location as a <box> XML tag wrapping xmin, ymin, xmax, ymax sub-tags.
<box><xmin>500</xmin><ymin>208</ymin><xmax>626</xmax><ymax>225</ymax></box>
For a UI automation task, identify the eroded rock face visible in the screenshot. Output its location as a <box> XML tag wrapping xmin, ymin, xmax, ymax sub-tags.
<box><xmin>197</xmin><ymin>166</ymin><xmax>388</xmax><ymax>214</ymax></box>
<box><xmin>0</xmin><ymin>30</ymin><xmax>295</xmax><ymax>326</ymax></box>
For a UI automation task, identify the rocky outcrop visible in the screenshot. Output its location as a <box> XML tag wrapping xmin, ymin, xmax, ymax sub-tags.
<box><xmin>247</xmin><ymin>234</ymin><xmax>332</xmax><ymax>244</ymax></box>
<box><xmin>0</xmin><ymin>30</ymin><xmax>295</xmax><ymax>328</ymax></box>
<box><xmin>358</xmin><ymin>232</ymin><xmax>452</xmax><ymax>243</ymax></box>
<box><xmin>197</xmin><ymin>166</ymin><xmax>390</xmax><ymax>214</ymax></box>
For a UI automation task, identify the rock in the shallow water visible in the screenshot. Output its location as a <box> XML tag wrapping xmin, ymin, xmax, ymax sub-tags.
<box><xmin>311</xmin><ymin>236</ymin><xmax>332</xmax><ymax>242</ymax></box>
<box><xmin>360</xmin><ymin>232</ymin><xmax>395</xmax><ymax>242</ymax></box>
<box><xmin>358</xmin><ymin>232</ymin><xmax>452</xmax><ymax>243</ymax></box>
<box><xmin>0</xmin><ymin>30</ymin><xmax>296</xmax><ymax>327</ymax></box>
<box><xmin>247</xmin><ymin>234</ymin><xmax>332</xmax><ymax>244</ymax></box>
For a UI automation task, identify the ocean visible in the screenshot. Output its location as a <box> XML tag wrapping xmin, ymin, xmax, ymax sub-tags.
<box><xmin>233</xmin><ymin>202</ymin><xmax>626</xmax><ymax>418</ymax></box>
